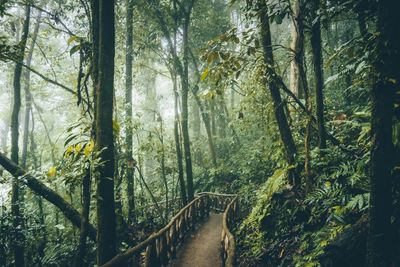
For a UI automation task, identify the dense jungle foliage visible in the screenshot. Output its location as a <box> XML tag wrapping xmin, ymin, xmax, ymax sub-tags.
<box><xmin>0</xmin><ymin>0</ymin><xmax>399</xmax><ymax>266</ymax></box>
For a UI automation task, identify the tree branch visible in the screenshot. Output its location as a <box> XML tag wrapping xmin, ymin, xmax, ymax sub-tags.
<box><xmin>0</xmin><ymin>152</ymin><xmax>97</xmax><ymax>241</ymax></box>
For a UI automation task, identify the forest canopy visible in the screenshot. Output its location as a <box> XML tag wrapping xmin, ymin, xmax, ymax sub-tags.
<box><xmin>0</xmin><ymin>0</ymin><xmax>399</xmax><ymax>266</ymax></box>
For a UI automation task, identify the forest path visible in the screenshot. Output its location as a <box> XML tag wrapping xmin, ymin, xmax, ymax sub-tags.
<box><xmin>168</xmin><ymin>212</ymin><xmax>222</xmax><ymax>267</ymax></box>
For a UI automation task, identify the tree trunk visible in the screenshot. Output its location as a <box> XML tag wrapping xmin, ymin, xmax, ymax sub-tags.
<box><xmin>310</xmin><ymin>0</ymin><xmax>327</xmax><ymax>150</ymax></box>
<box><xmin>170</xmin><ymin>9</ymin><xmax>187</xmax><ymax>206</ymax></box>
<box><xmin>289</xmin><ymin>0</ymin><xmax>304</xmax><ymax>98</ymax></box>
<box><xmin>91</xmin><ymin>0</ymin><xmax>99</xmax><ymax>139</ymax></box>
<box><xmin>159</xmin><ymin>116</ymin><xmax>169</xmax><ymax>216</ymax></box>
<box><xmin>191</xmin><ymin>86</ymin><xmax>218</xmax><ymax>167</ymax></box>
<box><xmin>11</xmin><ymin>6</ymin><xmax>30</xmax><ymax>267</ymax></box>
<box><xmin>258</xmin><ymin>0</ymin><xmax>299</xmax><ymax>186</ymax></box>
<box><xmin>367</xmin><ymin>0</ymin><xmax>399</xmax><ymax>265</ymax></box>
<box><xmin>75</xmin><ymin>165</ymin><xmax>92</xmax><ymax>267</ymax></box>
<box><xmin>181</xmin><ymin>11</ymin><xmax>194</xmax><ymax>201</ymax></box>
<box><xmin>210</xmin><ymin>99</ymin><xmax>216</xmax><ymax>137</ymax></box>
<box><xmin>95</xmin><ymin>0</ymin><xmax>117</xmax><ymax>264</ymax></box>
<box><xmin>22</xmin><ymin>10</ymin><xmax>41</xmax><ymax>169</ymax></box>
<box><xmin>125</xmin><ymin>0</ymin><xmax>135</xmax><ymax>224</ymax></box>
<box><xmin>173</xmin><ymin>85</ymin><xmax>188</xmax><ymax>206</ymax></box>
<box><xmin>192</xmin><ymin>97</ymin><xmax>201</xmax><ymax>140</ymax></box>
<box><xmin>356</xmin><ymin>0</ymin><xmax>369</xmax><ymax>45</ymax></box>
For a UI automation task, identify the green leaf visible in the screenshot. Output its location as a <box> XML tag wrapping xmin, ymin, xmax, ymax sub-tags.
<box><xmin>201</xmin><ymin>68</ymin><xmax>209</xmax><ymax>81</ymax></box>
<box><xmin>69</xmin><ymin>45</ymin><xmax>80</xmax><ymax>56</ymax></box>
<box><xmin>67</xmin><ymin>35</ymin><xmax>78</xmax><ymax>45</ymax></box>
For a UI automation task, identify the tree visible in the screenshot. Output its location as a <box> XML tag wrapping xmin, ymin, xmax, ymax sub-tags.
<box><xmin>21</xmin><ymin>9</ymin><xmax>41</xmax><ymax>169</ymax></box>
<box><xmin>367</xmin><ymin>0</ymin><xmax>400</xmax><ymax>265</ymax></box>
<box><xmin>125</xmin><ymin>0</ymin><xmax>135</xmax><ymax>224</ymax></box>
<box><xmin>179</xmin><ymin>0</ymin><xmax>196</xmax><ymax>201</ymax></box>
<box><xmin>10</xmin><ymin>5</ymin><xmax>30</xmax><ymax>267</ymax></box>
<box><xmin>289</xmin><ymin>0</ymin><xmax>304</xmax><ymax>98</ymax></box>
<box><xmin>95</xmin><ymin>0</ymin><xmax>117</xmax><ymax>264</ymax></box>
<box><xmin>258</xmin><ymin>0</ymin><xmax>299</xmax><ymax>186</ymax></box>
<box><xmin>310</xmin><ymin>0</ymin><xmax>327</xmax><ymax>150</ymax></box>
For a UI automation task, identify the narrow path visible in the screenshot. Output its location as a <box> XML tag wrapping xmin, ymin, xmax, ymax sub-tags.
<box><xmin>168</xmin><ymin>212</ymin><xmax>222</xmax><ymax>267</ymax></box>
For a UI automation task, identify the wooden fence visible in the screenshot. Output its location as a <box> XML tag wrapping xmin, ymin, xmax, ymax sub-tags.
<box><xmin>100</xmin><ymin>192</ymin><xmax>238</xmax><ymax>267</ymax></box>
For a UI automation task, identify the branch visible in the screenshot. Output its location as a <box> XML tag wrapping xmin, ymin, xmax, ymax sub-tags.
<box><xmin>0</xmin><ymin>152</ymin><xmax>97</xmax><ymax>241</ymax></box>
<box><xmin>270</xmin><ymin>67</ymin><xmax>353</xmax><ymax>152</ymax></box>
<box><xmin>17</xmin><ymin>61</ymin><xmax>92</xmax><ymax>108</ymax></box>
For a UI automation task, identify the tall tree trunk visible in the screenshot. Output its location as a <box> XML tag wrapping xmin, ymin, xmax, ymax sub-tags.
<box><xmin>171</xmin><ymin>4</ymin><xmax>187</xmax><ymax>206</ymax></box>
<box><xmin>11</xmin><ymin>6</ymin><xmax>30</xmax><ymax>267</ymax></box>
<box><xmin>181</xmin><ymin>8</ymin><xmax>194</xmax><ymax>201</ymax></box>
<box><xmin>91</xmin><ymin>0</ymin><xmax>99</xmax><ymax>137</ymax></box>
<box><xmin>158</xmin><ymin>116</ymin><xmax>169</xmax><ymax>215</ymax></box>
<box><xmin>125</xmin><ymin>0</ymin><xmax>135</xmax><ymax>224</ymax></box>
<box><xmin>356</xmin><ymin>0</ymin><xmax>369</xmax><ymax>44</ymax></box>
<box><xmin>188</xmin><ymin>52</ymin><xmax>218</xmax><ymax>167</ymax></box>
<box><xmin>173</xmin><ymin>81</ymin><xmax>187</xmax><ymax>206</ymax></box>
<box><xmin>367</xmin><ymin>0</ymin><xmax>399</xmax><ymax>266</ymax></box>
<box><xmin>75</xmin><ymin>166</ymin><xmax>91</xmax><ymax>267</ymax></box>
<box><xmin>95</xmin><ymin>0</ymin><xmax>116</xmax><ymax>264</ymax></box>
<box><xmin>191</xmin><ymin>87</ymin><xmax>217</xmax><ymax>167</ymax></box>
<box><xmin>210</xmin><ymin>99</ymin><xmax>216</xmax><ymax>136</ymax></box>
<box><xmin>74</xmin><ymin>0</ymin><xmax>101</xmax><ymax>262</ymax></box>
<box><xmin>217</xmin><ymin>96</ymin><xmax>227</xmax><ymax>139</ymax></box>
<box><xmin>192</xmin><ymin>97</ymin><xmax>201</xmax><ymax>140</ymax></box>
<box><xmin>258</xmin><ymin>0</ymin><xmax>299</xmax><ymax>187</ymax></box>
<box><xmin>310</xmin><ymin>0</ymin><xmax>327</xmax><ymax>150</ymax></box>
<box><xmin>22</xmin><ymin>10</ymin><xmax>41</xmax><ymax>169</ymax></box>
<box><xmin>289</xmin><ymin>0</ymin><xmax>304</xmax><ymax>98</ymax></box>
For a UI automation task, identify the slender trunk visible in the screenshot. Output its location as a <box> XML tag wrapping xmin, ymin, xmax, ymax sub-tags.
<box><xmin>22</xmin><ymin>10</ymin><xmax>41</xmax><ymax>169</ymax></box>
<box><xmin>310</xmin><ymin>0</ymin><xmax>327</xmax><ymax>150</ymax></box>
<box><xmin>11</xmin><ymin>6</ymin><xmax>30</xmax><ymax>267</ymax></box>
<box><xmin>125</xmin><ymin>0</ymin><xmax>135</xmax><ymax>224</ymax></box>
<box><xmin>192</xmin><ymin>97</ymin><xmax>201</xmax><ymax>140</ymax></box>
<box><xmin>230</xmin><ymin>84</ymin><xmax>235</xmax><ymax>110</ymax></box>
<box><xmin>181</xmin><ymin>14</ymin><xmax>194</xmax><ymax>201</ymax></box>
<box><xmin>91</xmin><ymin>0</ymin><xmax>99</xmax><ymax>138</ymax></box>
<box><xmin>289</xmin><ymin>0</ymin><xmax>303</xmax><ymax>98</ymax></box>
<box><xmin>258</xmin><ymin>0</ymin><xmax>299</xmax><ymax>186</ymax></box>
<box><xmin>217</xmin><ymin>96</ymin><xmax>227</xmax><ymax>139</ymax></box>
<box><xmin>75</xmin><ymin>165</ymin><xmax>91</xmax><ymax>267</ymax></box>
<box><xmin>159</xmin><ymin>117</ymin><xmax>169</xmax><ymax>216</ymax></box>
<box><xmin>356</xmin><ymin>0</ymin><xmax>369</xmax><ymax>43</ymax></box>
<box><xmin>173</xmin><ymin>85</ymin><xmax>187</xmax><ymax>205</ymax></box>
<box><xmin>30</xmin><ymin>113</ymin><xmax>46</xmax><ymax>261</ymax></box>
<box><xmin>188</xmin><ymin>52</ymin><xmax>218</xmax><ymax>166</ymax></box>
<box><xmin>210</xmin><ymin>99</ymin><xmax>216</xmax><ymax>136</ymax></box>
<box><xmin>95</xmin><ymin>0</ymin><xmax>116</xmax><ymax>264</ymax></box>
<box><xmin>171</xmin><ymin>0</ymin><xmax>187</xmax><ymax>206</ymax></box>
<box><xmin>291</xmin><ymin>0</ymin><xmax>313</xmax><ymax>189</ymax></box>
<box><xmin>136</xmin><ymin>166</ymin><xmax>166</xmax><ymax>222</ymax></box>
<box><xmin>192</xmin><ymin>87</ymin><xmax>217</xmax><ymax>167</ymax></box>
<box><xmin>367</xmin><ymin>1</ymin><xmax>399</xmax><ymax>265</ymax></box>
<box><xmin>114</xmin><ymin>156</ymin><xmax>125</xmax><ymax>240</ymax></box>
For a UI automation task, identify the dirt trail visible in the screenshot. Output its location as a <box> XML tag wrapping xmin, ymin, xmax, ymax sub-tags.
<box><xmin>168</xmin><ymin>212</ymin><xmax>222</xmax><ymax>267</ymax></box>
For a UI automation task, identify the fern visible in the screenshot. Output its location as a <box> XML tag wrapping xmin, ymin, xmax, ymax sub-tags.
<box><xmin>345</xmin><ymin>193</ymin><xmax>369</xmax><ymax>212</ymax></box>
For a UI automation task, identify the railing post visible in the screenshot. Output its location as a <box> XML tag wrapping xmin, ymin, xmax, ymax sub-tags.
<box><xmin>159</xmin><ymin>233</ymin><xmax>168</xmax><ymax>265</ymax></box>
<box><xmin>145</xmin><ymin>240</ymin><xmax>159</xmax><ymax>267</ymax></box>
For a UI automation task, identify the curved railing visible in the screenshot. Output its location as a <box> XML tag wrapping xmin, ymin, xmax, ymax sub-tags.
<box><xmin>100</xmin><ymin>192</ymin><xmax>238</xmax><ymax>267</ymax></box>
<box><xmin>221</xmin><ymin>195</ymin><xmax>238</xmax><ymax>267</ymax></box>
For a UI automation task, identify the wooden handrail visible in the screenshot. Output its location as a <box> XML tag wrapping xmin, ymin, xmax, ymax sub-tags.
<box><xmin>221</xmin><ymin>195</ymin><xmax>239</xmax><ymax>267</ymax></box>
<box><xmin>100</xmin><ymin>192</ymin><xmax>238</xmax><ymax>267</ymax></box>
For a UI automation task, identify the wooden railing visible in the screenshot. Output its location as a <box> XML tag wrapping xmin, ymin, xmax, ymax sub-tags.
<box><xmin>100</xmin><ymin>192</ymin><xmax>238</xmax><ymax>267</ymax></box>
<box><xmin>221</xmin><ymin>195</ymin><xmax>239</xmax><ymax>267</ymax></box>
